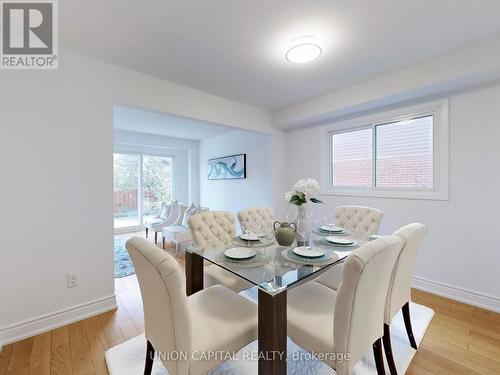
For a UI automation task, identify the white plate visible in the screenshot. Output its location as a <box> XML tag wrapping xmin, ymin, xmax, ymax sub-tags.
<box><xmin>224</xmin><ymin>247</ymin><xmax>257</xmax><ymax>260</ymax></box>
<box><xmin>293</xmin><ymin>246</ymin><xmax>325</xmax><ymax>258</ymax></box>
<box><xmin>325</xmin><ymin>236</ymin><xmax>354</xmax><ymax>245</ymax></box>
<box><xmin>321</xmin><ymin>225</ymin><xmax>344</xmax><ymax>233</ymax></box>
<box><xmin>240</xmin><ymin>233</ymin><xmax>260</xmax><ymax>241</ymax></box>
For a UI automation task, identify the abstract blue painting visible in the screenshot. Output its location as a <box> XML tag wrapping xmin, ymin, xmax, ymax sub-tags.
<box><xmin>208</xmin><ymin>153</ymin><xmax>246</xmax><ymax>180</ymax></box>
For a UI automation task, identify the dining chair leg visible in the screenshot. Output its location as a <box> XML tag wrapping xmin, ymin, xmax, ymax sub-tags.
<box><xmin>383</xmin><ymin>324</ymin><xmax>398</xmax><ymax>375</ymax></box>
<box><xmin>162</xmin><ymin>237</ymin><xmax>165</xmax><ymax>249</ymax></box>
<box><xmin>175</xmin><ymin>242</ymin><xmax>179</xmax><ymax>257</ymax></box>
<box><xmin>372</xmin><ymin>338</ymin><xmax>386</xmax><ymax>375</ymax></box>
<box><xmin>145</xmin><ymin>227</ymin><xmax>149</xmax><ymax>238</ymax></box>
<box><xmin>402</xmin><ymin>302</ymin><xmax>418</xmax><ymax>349</ymax></box>
<box><xmin>144</xmin><ymin>340</ymin><xmax>154</xmax><ymax>375</ymax></box>
<box><xmin>154</xmin><ymin>232</ymin><xmax>158</xmax><ymax>244</ymax></box>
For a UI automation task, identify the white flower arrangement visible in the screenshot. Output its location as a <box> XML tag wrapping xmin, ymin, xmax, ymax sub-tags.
<box><xmin>285</xmin><ymin>178</ymin><xmax>323</xmax><ymax>206</ymax></box>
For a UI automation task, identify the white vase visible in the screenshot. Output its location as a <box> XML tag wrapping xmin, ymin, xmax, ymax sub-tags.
<box><xmin>295</xmin><ymin>204</ymin><xmax>309</xmax><ymax>246</ymax></box>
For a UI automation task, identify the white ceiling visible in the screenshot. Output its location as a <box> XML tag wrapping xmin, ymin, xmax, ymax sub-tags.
<box><xmin>113</xmin><ymin>106</ymin><xmax>235</xmax><ymax>140</ymax></box>
<box><xmin>62</xmin><ymin>1</ymin><xmax>500</xmax><ymax>110</ymax></box>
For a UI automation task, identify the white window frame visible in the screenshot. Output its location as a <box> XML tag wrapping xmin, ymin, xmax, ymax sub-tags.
<box><xmin>322</xmin><ymin>99</ymin><xmax>449</xmax><ymax>200</ymax></box>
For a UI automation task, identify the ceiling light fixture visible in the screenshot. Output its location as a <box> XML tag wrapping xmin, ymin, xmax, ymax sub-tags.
<box><xmin>285</xmin><ymin>36</ymin><xmax>322</xmax><ymax>64</ymax></box>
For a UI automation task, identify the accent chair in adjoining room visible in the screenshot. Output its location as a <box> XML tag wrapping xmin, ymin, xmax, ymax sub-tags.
<box><xmin>237</xmin><ymin>207</ymin><xmax>275</xmax><ymax>234</ymax></box>
<box><xmin>287</xmin><ymin>236</ymin><xmax>403</xmax><ymax>375</ymax></box>
<box><xmin>145</xmin><ymin>201</ymin><xmax>187</xmax><ymax>244</ymax></box>
<box><xmin>188</xmin><ymin>211</ymin><xmax>253</xmax><ymax>293</ymax></box>
<box><xmin>125</xmin><ymin>237</ymin><xmax>257</xmax><ymax>375</ymax></box>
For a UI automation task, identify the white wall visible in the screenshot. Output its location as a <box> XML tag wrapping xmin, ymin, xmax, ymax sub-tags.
<box><xmin>199</xmin><ymin>130</ymin><xmax>272</xmax><ymax>221</ymax></box>
<box><xmin>0</xmin><ymin>50</ymin><xmax>274</xmax><ymax>345</ymax></box>
<box><xmin>284</xmin><ymin>83</ymin><xmax>500</xmax><ymax>311</ymax></box>
<box><xmin>113</xmin><ymin>129</ymin><xmax>199</xmax><ymax>205</ymax></box>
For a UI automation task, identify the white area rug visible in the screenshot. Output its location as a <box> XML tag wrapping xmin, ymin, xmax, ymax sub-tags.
<box><xmin>106</xmin><ymin>287</ymin><xmax>434</xmax><ymax>374</ymax></box>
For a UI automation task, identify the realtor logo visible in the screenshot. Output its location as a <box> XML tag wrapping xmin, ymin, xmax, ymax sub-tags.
<box><xmin>1</xmin><ymin>0</ymin><xmax>58</xmax><ymax>69</ymax></box>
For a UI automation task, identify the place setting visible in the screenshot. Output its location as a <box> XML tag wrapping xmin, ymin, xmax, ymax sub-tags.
<box><xmin>281</xmin><ymin>245</ymin><xmax>339</xmax><ymax>266</ymax></box>
<box><xmin>234</xmin><ymin>217</ymin><xmax>276</xmax><ymax>247</ymax></box>
<box><xmin>216</xmin><ymin>245</ymin><xmax>271</xmax><ymax>268</ymax></box>
<box><xmin>313</xmin><ymin>223</ymin><xmax>351</xmax><ymax>236</ymax></box>
<box><xmin>313</xmin><ymin>234</ymin><xmax>360</xmax><ymax>249</ymax></box>
<box><xmin>232</xmin><ymin>231</ymin><xmax>275</xmax><ymax>247</ymax></box>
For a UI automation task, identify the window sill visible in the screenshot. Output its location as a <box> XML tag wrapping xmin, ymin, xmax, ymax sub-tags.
<box><xmin>320</xmin><ymin>188</ymin><xmax>449</xmax><ymax>201</ymax></box>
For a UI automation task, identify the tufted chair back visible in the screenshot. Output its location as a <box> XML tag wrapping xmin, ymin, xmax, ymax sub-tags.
<box><xmin>334</xmin><ymin>235</ymin><xmax>403</xmax><ymax>374</ymax></box>
<box><xmin>385</xmin><ymin>223</ymin><xmax>426</xmax><ymax>323</ymax></box>
<box><xmin>237</xmin><ymin>207</ymin><xmax>274</xmax><ymax>233</ymax></box>
<box><xmin>188</xmin><ymin>211</ymin><xmax>236</xmax><ymax>250</ymax></box>
<box><xmin>335</xmin><ymin>206</ymin><xmax>383</xmax><ymax>236</ymax></box>
<box><xmin>126</xmin><ymin>237</ymin><xmax>191</xmax><ymax>375</ymax></box>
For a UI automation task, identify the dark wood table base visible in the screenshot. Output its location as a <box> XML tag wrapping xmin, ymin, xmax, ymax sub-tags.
<box><xmin>258</xmin><ymin>289</ymin><xmax>287</xmax><ymax>375</ymax></box>
<box><xmin>186</xmin><ymin>250</ymin><xmax>288</xmax><ymax>374</ymax></box>
<box><xmin>186</xmin><ymin>251</ymin><xmax>204</xmax><ymax>296</ymax></box>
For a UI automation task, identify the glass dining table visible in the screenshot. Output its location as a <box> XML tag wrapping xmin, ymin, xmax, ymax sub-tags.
<box><xmin>185</xmin><ymin>230</ymin><xmax>367</xmax><ymax>375</ymax></box>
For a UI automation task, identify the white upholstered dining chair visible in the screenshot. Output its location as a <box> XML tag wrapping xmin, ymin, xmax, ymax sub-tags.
<box><xmin>334</xmin><ymin>205</ymin><xmax>383</xmax><ymax>236</ymax></box>
<box><xmin>287</xmin><ymin>236</ymin><xmax>403</xmax><ymax>375</ymax></box>
<box><xmin>162</xmin><ymin>206</ymin><xmax>209</xmax><ymax>257</ymax></box>
<box><xmin>188</xmin><ymin>211</ymin><xmax>253</xmax><ymax>293</ymax></box>
<box><xmin>312</xmin><ymin>223</ymin><xmax>427</xmax><ymax>375</ymax></box>
<box><xmin>382</xmin><ymin>223</ymin><xmax>426</xmax><ymax>375</ymax></box>
<box><xmin>314</xmin><ymin>205</ymin><xmax>383</xmax><ymax>289</ymax></box>
<box><xmin>126</xmin><ymin>237</ymin><xmax>257</xmax><ymax>375</ymax></box>
<box><xmin>237</xmin><ymin>207</ymin><xmax>274</xmax><ymax>234</ymax></box>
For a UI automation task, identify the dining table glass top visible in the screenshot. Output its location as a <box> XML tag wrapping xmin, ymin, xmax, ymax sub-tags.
<box><xmin>186</xmin><ymin>229</ymin><xmax>370</xmax><ymax>295</ymax></box>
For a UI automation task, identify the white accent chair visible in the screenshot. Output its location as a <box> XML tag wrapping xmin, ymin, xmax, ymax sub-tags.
<box><xmin>314</xmin><ymin>205</ymin><xmax>383</xmax><ymax>288</ymax></box>
<box><xmin>287</xmin><ymin>236</ymin><xmax>403</xmax><ymax>375</ymax></box>
<box><xmin>188</xmin><ymin>211</ymin><xmax>253</xmax><ymax>293</ymax></box>
<box><xmin>145</xmin><ymin>201</ymin><xmax>186</xmax><ymax>244</ymax></box>
<box><xmin>162</xmin><ymin>206</ymin><xmax>209</xmax><ymax>257</ymax></box>
<box><xmin>125</xmin><ymin>237</ymin><xmax>257</xmax><ymax>375</ymax></box>
<box><xmin>382</xmin><ymin>223</ymin><xmax>426</xmax><ymax>375</ymax></box>
<box><xmin>237</xmin><ymin>207</ymin><xmax>274</xmax><ymax>234</ymax></box>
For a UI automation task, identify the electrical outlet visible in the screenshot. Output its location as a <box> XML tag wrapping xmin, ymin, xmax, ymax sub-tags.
<box><xmin>67</xmin><ymin>274</ymin><xmax>78</xmax><ymax>288</ymax></box>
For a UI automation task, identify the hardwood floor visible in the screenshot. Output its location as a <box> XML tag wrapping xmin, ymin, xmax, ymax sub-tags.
<box><xmin>1</xmin><ymin>232</ymin><xmax>499</xmax><ymax>374</ymax></box>
<box><xmin>407</xmin><ymin>290</ymin><xmax>500</xmax><ymax>375</ymax></box>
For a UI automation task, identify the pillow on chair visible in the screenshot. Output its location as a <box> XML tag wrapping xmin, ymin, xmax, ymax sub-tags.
<box><xmin>181</xmin><ymin>203</ymin><xmax>197</xmax><ymax>227</ymax></box>
<box><xmin>159</xmin><ymin>200</ymin><xmax>175</xmax><ymax>220</ymax></box>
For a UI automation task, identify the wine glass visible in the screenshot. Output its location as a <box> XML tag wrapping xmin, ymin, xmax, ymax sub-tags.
<box><xmin>242</xmin><ymin>216</ymin><xmax>257</xmax><ymax>236</ymax></box>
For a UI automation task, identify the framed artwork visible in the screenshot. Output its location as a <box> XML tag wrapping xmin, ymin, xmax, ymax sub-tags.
<box><xmin>208</xmin><ymin>153</ymin><xmax>246</xmax><ymax>180</ymax></box>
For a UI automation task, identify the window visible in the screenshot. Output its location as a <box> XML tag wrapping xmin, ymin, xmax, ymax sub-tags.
<box><xmin>113</xmin><ymin>153</ymin><xmax>173</xmax><ymax>229</ymax></box>
<box><xmin>142</xmin><ymin>155</ymin><xmax>173</xmax><ymax>220</ymax></box>
<box><xmin>325</xmin><ymin>100</ymin><xmax>449</xmax><ymax>200</ymax></box>
<box><xmin>376</xmin><ymin>116</ymin><xmax>433</xmax><ymax>189</ymax></box>
<box><xmin>332</xmin><ymin>128</ymin><xmax>372</xmax><ymax>187</ymax></box>
<box><xmin>113</xmin><ymin>154</ymin><xmax>140</xmax><ymax>228</ymax></box>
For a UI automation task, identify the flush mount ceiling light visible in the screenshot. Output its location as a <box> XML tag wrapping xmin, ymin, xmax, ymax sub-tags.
<box><xmin>285</xmin><ymin>36</ymin><xmax>323</xmax><ymax>64</ymax></box>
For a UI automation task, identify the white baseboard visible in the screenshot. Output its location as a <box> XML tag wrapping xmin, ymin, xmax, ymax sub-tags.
<box><xmin>412</xmin><ymin>276</ymin><xmax>500</xmax><ymax>313</ymax></box>
<box><xmin>0</xmin><ymin>295</ymin><xmax>117</xmax><ymax>348</ymax></box>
